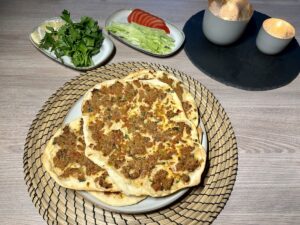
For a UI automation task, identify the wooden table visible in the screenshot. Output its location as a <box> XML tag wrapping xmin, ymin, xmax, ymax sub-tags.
<box><xmin>0</xmin><ymin>0</ymin><xmax>299</xmax><ymax>224</ymax></box>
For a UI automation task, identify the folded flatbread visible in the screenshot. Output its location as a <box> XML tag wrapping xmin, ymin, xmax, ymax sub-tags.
<box><xmin>42</xmin><ymin>118</ymin><xmax>146</xmax><ymax>206</ymax></box>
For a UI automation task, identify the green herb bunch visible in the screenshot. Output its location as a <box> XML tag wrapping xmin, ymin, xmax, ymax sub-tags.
<box><xmin>40</xmin><ymin>10</ymin><xmax>104</xmax><ymax>67</ymax></box>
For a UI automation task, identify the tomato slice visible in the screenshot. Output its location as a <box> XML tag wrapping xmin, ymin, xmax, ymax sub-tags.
<box><xmin>143</xmin><ymin>17</ymin><xmax>157</xmax><ymax>26</ymax></box>
<box><xmin>152</xmin><ymin>24</ymin><xmax>170</xmax><ymax>33</ymax></box>
<box><xmin>131</xmin><ymin>10</ymin><xmax>143</xmax><ymax>23</ymax></box>
<box><xmin>128</xmin><ymin>9</ymin><xmax>141</xmax><ymax>23</ymax></box>
<box><xmin>144</xmin><ymin>16</ymin><xmax>163</xmax><ymax>26</ymax></box>
<box><xmin>135</xmin><ymin>11</ymin><xmax>147</xmax><ymax>24</ymax></box>
<box><xmin>138</xmin><ymin>12</ymin><xmax>151</xmax><ymax>25</ymax></box>
<box><xmin>128</xmin><ymin>12</ymin><xmax>134</xmax><ymax>23</ymax></box>
<box><xmin>147</xmin><ymin>17</ymin><xmax>164</xmax><ymax>25</ymax></box>
<box><xmin>140</xmin><ymin>14</ymin><xmax>153</xmax><ymax>26</ymax></box>
<box><xmin>128</xmin><ymin>8</ymin><xmax>170</xmax><ymax>33</ymax></box>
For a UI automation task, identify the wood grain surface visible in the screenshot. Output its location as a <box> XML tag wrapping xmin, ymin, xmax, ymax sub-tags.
<box><xmin>0</xmin><ymin>0</ymin><xmax>299</xmax><ymax>224</ymax></box>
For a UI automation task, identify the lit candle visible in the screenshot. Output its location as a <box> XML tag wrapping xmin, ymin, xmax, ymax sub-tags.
<box><xmin>256</xmin><ymin>18</ymin><xmax>296</xmax><ymax>55</ymax></box>
<box><xmin>263</xmin><ymin>18</ymin><xmax>295</xmax><ymax>39</ymax></box>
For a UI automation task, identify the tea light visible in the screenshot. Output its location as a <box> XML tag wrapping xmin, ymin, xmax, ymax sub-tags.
<box><xmin>204</xmin><ymin>0</ymin><xmax>253</xmax><ymax>45</ymax></box>
<box><xmin>202</xmin><ymin>9</ymin><xmax>251</xmax><ymax>45</ymax></box>
<box><xmin>256</xmin><ymin>18</ymin><xmax>295</xmax><ymax>55</ymax></box>
<box><xmin>263</xmin><ymin>18</ymin><xmax>295</xmax><ymax>39</ymax></box>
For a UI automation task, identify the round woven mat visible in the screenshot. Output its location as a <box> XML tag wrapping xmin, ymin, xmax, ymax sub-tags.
<box><xmin>23</xmin><ymin>62</ymin><xmax>238</xmax><ymax>225</ymax></box>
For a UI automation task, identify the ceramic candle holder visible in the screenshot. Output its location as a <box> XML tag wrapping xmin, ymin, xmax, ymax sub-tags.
<box><xmin>202</xmin><ymin>9</ymin><xmax>252</xmax><ymax>45</ymax></box>
<box><xmin>256</xmin><ymin>18</ymin><xmax>295</xmax><ymax>55</ymax></box>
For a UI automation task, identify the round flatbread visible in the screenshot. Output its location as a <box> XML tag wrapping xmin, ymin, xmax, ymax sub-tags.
<box><xmin>82</xmin><ymin>79</ymin><xmax>206</xmax><ymax>197</ymax></box>
<box><xmin>42</xmin><ymin>118</ymin><xmax>119</xmax><ymax>192</ymax></box>
<box><xmin>124</xmin><ymin>69</ymin><xmax>199</xmax><ymax>127</ymax></box>
<box><xmin>88</xmin><ymin>191</ymin><xmax>146</xmax><ymax>206</ymax></box>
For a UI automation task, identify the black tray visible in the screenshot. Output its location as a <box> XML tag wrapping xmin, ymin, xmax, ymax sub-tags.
<box><xmin>183</xmin><ymin>10</ymin><xmax>300</xmax><ymax>91</ymax></box>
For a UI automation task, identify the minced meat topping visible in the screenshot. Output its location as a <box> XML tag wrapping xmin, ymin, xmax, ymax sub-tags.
<box><xmin>84</xmin><ymin>80</ymin><xmax>200</xmax><ymax>191</ymax></box>
<box><xmin>95</xmin><ymin>171</ymin><xmax>112</xmax><ymax>189</ymax></box>
<box><xmin>151</xmin><ymin>170</ymin><xmax>174</xmax><ymax>191</ymax></box>
<box><xmin>160</xmin><ymin>73</ymin><xmax>194</xmax><ymax>119</ymax></box>
<box><xmin>53</xmin><ymin>120</ymin><xmax>104</xmax><ymax>181</ymax></box>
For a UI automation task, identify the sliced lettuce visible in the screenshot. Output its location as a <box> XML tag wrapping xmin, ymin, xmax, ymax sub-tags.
<box><xmin>106</xmin><ymin>22</ymin><xmax>175</xmax><ymax>54</ymax></box>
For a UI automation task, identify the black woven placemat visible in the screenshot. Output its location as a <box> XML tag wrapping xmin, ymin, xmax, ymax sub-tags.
<box><xmin>183</xmin><ymin>10</ymin><xmax>300</xmax><ymax>91</ymax></box>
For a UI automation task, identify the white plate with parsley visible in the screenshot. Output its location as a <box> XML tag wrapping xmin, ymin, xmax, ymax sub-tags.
<box><xmin>30</xmin><ymin>10</ymin><xmax>114</xmax><ymax>71</ymax></box>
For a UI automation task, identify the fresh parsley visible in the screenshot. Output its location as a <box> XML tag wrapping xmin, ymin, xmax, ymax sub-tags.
<box><xmin>39</xmin><ymin>10</ymin><xmax>104</xmax><ymax>67</ymax></box>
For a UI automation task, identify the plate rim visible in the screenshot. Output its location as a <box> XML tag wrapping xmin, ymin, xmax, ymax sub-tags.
<box><xmin>104</xmin><ymin>8</ymin><xmax>185</xmax><ymax>57</ymax></box>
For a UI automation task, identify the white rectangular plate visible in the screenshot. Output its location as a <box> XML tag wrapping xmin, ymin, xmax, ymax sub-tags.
<box><xmin>105</xmin><ymin>9</ymin><xmax>185</xmax><ymax>57</ymax></box>
<box><xmin>30</xmin><ymin>17</ymin><xmax>114</xmax><ymax>71</ymax></box>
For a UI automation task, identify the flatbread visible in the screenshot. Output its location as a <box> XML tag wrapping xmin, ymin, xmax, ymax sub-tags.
<box><xmin>82</xmin><ymin>79</ymin><xmax>206</xmax><ymax>197</ymax></box>
<box><xmin>88</xmin><ymin>191</ymin><xmax>146</xmax><ymax>206</ymax></box>
<box><xmin>124</xmin><ymin>69</ymin><xmax>199</xmax><ymax>127</ymax></box>
<box><xmin>42</xmin><ymin>118</ymin><xmax>147</xmax><ymax>206</ymax></box>
<box><xmin>42</xmin><ymin>118</ymin><xmax>119</xmax><ymax>192</ymax></box>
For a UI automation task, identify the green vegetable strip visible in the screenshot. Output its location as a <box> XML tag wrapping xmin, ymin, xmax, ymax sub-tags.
<box><xmin>106</xmin><ymin>22</ymin><xmax>175</xmax><ymax>54</ymax></box>
<box><xmin>39</xmin><ymin>10</ymin><xmax>104</xmax><ymax>67</ymax></box>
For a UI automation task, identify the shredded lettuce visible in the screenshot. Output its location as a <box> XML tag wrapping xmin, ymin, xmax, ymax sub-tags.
<box><xmin>106</xmin><ymin>22</ymin><xmax>175</xmax><ymax>54</ymax></box>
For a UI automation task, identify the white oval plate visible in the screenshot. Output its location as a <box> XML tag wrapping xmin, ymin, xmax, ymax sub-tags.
<box><xmin>105</xmin><ymin>9</ymin><xmax>185</xmax><ymax>57</ymax></box>
<box><xmin>30</xmin><ymin>18</ymin><xmax>114</xmax><ymax>71</ymax></box>
<box><xmin>63</xmin><ymin>96</ymin><xmax>207</xmax><ymax>214</ymax></box>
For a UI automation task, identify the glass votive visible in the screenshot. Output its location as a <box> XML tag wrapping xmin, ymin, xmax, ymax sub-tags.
<box><xmin>202</xmin><ymin>9</ymin><xmax>252</xmax><ymax>45</ymax></box>
<box><xmin>256</xmin><ymin>18</ymin><xmax>295</xmax><ymax>55</ymax></box>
